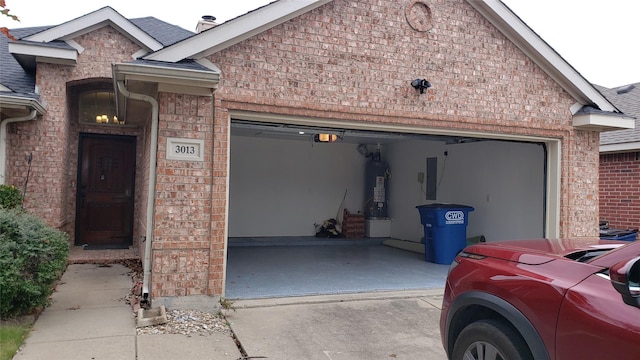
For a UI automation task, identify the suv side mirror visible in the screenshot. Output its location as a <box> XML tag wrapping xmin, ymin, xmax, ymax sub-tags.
<box><xmin>610</xmin><ymin>256</ymin><xmax>640</xmax><ymax>307</ymax></box>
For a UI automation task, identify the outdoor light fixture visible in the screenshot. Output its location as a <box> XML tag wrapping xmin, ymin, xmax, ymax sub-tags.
<box><xmin>314</xmin><ymin>133</ymin><xmax>340</xmax><ymax>143</ymax></box>
<box><xmin>411</xmin><ymin>78</ymin><xmax>431</xmax><ymax>94</ymax></box>
<box><xmin>95</xmin><ymin>114</ymin><xmax>121</xmax><ymax>124</ymax></box>
<box><xmin>79</xmin><ymin>90</ymin><xmax>124</xmax><ymax>125</ymax></box>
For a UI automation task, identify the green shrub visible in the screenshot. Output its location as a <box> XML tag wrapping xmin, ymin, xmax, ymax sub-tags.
<box><xmin>0</xmin><ymin>208</ymin><xmax>69</xmax><ymax>319</ymax></box>
<box><xmin>0</xmin><ymin>185</ymin><xmax>22</xmax><ymax>210</ymax></box>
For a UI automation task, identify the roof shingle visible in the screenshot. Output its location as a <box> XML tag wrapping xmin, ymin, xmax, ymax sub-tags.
<box><xmin>597</xmin><ymin>83</ymin><xmax>640</xmax><ymax>146</ymax></box>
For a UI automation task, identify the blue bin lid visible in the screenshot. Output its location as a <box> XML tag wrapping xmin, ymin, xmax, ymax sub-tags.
<box><xmin>416</xmin><ymin>203</ymin><xmax>474</xmax><ymax>211</ymax></box>
<box><xmin>599</xmin><ymin>228</ymin><xmax>637</xmax><ymax>237</ymax></box>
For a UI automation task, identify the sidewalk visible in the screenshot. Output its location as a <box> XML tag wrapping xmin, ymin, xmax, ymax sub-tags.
<box><xmin>13</xmin><ymin>263</ymin><xmax>241</xmax><ymax>360</ymax></box>
<box><xmin>227</xmin><ymin>290</ymin><xmax>447</xmax><ymax>359</ymax></box>
<box><xmin>12</xmin><ymin>262</ymin><xmax>447</xmax><ymax>360</ymax></box>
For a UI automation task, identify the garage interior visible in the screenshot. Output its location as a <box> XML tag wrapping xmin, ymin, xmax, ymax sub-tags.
<box><xmin>225</xmin><ymin>118</ymin><xmax>547</xmax><ymax>299</ymax></box>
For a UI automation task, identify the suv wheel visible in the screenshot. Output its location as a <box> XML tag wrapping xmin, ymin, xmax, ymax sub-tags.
<box><xmin>452</xmin><ymin>319</ymin><xmax>532</xmax><ymax>360</ymax></box>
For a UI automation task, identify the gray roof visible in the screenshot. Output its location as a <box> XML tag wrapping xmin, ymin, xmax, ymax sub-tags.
<box><xmin>0</xmin><ymin>27</ymin><xmax>47</xmax><ymax>94</ymax></box>
<box><xmin>127</xmin><ymin>59</ymin><xmax>213</xmax><ymax>72</ymax></box>
<box><xmin>129</xmin><ymin>17</ymin><xmax>195</xmax><ymax>47</ymax></box>
<box><xmin>597</xmin><ymin>83</ymin><xmax>640</xmax><ymax>146</ymax></box>
<box><xmin>0</xmin><ymin>17</ymin><xmax>195</xmax><ymax>98</ymax></box>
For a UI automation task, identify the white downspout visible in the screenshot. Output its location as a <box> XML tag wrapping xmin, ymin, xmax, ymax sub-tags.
<box><xmin>0</xmin><ymin>110</ymin><xmax>37</xmax><ymax>185</ymax></box>
<box><xmin>116</xmin><ymin>81</ymin><xmax>158</xmax><ymax>306</ymax></box>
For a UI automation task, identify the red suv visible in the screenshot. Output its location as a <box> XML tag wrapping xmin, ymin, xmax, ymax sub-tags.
<box><xmin>440</xmin><ymin>238</ymin><xmax>640</xmax><ymax>360</ymax></box>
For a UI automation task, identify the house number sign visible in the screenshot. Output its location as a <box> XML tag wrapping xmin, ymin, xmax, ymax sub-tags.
<box><xmin>166</xmin><ymin>137</ymin><xmax>205</xmax><ymax>161</ymax></box>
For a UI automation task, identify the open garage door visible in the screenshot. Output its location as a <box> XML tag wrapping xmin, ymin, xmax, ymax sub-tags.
<box><xmin>225</xmin><ymin>114</ymin><xmax>560</xmax><ymax>299</ymax></box>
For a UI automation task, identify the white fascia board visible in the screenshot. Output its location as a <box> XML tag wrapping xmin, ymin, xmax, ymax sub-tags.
<box><xmin>8</xmin><ymin>42</ymin><xmax>77</xmax><ymax>65</ymax></box>
<box><xmin>144</xmin><ymin>0</ymin><xmax>332</xmax><ymax>63</ymax></box>
<box><xmin>0</xmin><ymin>95</ymin><xmax>47</xmax><ymax>115</ymax></box>
<box><xmin>112</xmin><ymin>62</ymin><xmax>220</xmax><ymax>90</ymax></box>
<box><xmin>195</xmin><ymin>58</ymin><xmax>222</xmax><ymax>73</ymax></box>
<box><xmin>466</xmin><ymin>0</ymin><xmax>617</xmax><ymax>113</ymax></box>
<box><xmin>66</xmin><ymin>40</ymin><xmax>85</xmax><ymax>54</ymax></box>
<box><xmin>24</xmin><ymin>7</ymin><xmax>162</xmax><ymax>52</ymax></box>
<box><xmin>573</xmin><ymin>113</ymin><xmax>635</xmax><ymax>132</ymax></box>
<box><xmin>600</xmin><ymin>142</ymin><xmax>640</xmax><ymax>153</ymax></box>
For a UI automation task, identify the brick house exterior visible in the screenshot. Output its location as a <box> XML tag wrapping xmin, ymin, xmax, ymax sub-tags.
<box><xmin>598</xmin><ymin>83</ymin><xmax>640</xmax><ymax>238</ymax></box>
<box><xmin>1</xmin><ymin>0</ymin><xmax>634</xmax><ymax>302</ymax></box>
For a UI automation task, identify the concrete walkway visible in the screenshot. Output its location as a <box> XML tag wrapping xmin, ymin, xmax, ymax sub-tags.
<box><xmin>13</xmin><ymin>263</ymin><xmax>447</xmax><ymax>360</ymax></box>
<box><xmin>229</xmin><ymin>290</ymin><xmax>447</xmax><ymax>360</ymax></box>
<box><xmin>13</xmin><ymin>264</ymin><xmax>240</xmax><ymax>360</ymax></box>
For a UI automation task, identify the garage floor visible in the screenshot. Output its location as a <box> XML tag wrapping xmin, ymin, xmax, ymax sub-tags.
<box><xmin>225</xmin><ymin>237</ymin><xmax>449</xmax><ymax>299</ymax></box>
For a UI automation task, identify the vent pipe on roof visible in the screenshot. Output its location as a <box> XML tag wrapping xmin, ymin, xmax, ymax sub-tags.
<box><xmin>196</xmin><ymin>15</ymin><xmax>217</xmax><ymax>33</ymax></box>
<box><xmin>616</xmin><ymin>84</ymin><xmax>635</xmax><ymax>95</ymax></box>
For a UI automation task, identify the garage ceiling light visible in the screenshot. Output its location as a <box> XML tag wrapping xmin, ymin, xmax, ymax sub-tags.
<box><xmin>314</xmin><ymin>133</ymin><xmax>340</xmax><ymax>143</ymax></box>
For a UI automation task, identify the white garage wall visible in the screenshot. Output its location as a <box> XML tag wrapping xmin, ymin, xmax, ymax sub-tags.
<box><xmin>384</xmin><ymin>140</ymin><xmax>445</xmax><ymax>241</ymax></box>
<box><xmin>229</xmin><ymin>135</ymin><xmax>368</xmax><ymax>237</ymax></box>
<box><xmin>230</xmin><ymin>134</ymin><xmax>545</xmax><ymax>241</ymax></box>
<box><xmin>386</xmin><ymin>140</ymin><xmax>545</xmax><ymax>242</ymax></box>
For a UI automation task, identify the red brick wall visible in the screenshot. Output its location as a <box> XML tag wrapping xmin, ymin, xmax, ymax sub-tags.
<box><xmin>8</xmin><ymin>26</ymin><xmax>143</xmax><ymax>230</ymax></box>
<box><xmin>562</xmin><ymin>131</ymin><xmax>602</xmax><ymax>239</ymax></box>
<box><xmin>151</xmin><ymin>93</ymin><xmax>217</xmax><ymax>297</ymax></box>
<box><xmin>7</xmin><ymin>25</ymin><xmax>222</xmax><ymax>298</ymax></box>
<box><xmin>7</xmin><ymin>0</ymin><xmax>609</xmax><ymax>300</ymax></box>
<box><xmin>599</xmin><ymin>152</ymin><xmax>640</xmax><ymax>235</ymax></box>
<box><xmin>209</xmin><ymin>102</ymin><xmax>229</xmax><ymax>296</ymax></box>
<box><xmin>209</xmin><ymin>0</ymin><xmax>596</xmax><ymax>239</ymax></box>
<box><xmin>8</xmin><ymin>62</ymin><xmax>71</xmax><ymax>228</ymax></box>
<box><xmin>212</xmin><ymin>0</ymin><xmax>571</xmax><ymax>125</ymax></box>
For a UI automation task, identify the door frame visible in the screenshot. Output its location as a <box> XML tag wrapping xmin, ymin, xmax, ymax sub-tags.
<box><xmin>74</xmin><ymin>133</ymin><xmax>137</xmax><ymax>246</ymax></box>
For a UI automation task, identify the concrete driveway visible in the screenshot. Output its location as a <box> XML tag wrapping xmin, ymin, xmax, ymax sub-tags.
<box><xmin>227</xmin><ymin>289</ymin><xmax>447</xmax><ymax>360</ymax></box>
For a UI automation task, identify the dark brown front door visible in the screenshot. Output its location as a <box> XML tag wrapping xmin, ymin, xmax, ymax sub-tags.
<box><xmin>76</xmin><ymin>134</ymin><xmax>136</xmax><ymax>248</ymax></box>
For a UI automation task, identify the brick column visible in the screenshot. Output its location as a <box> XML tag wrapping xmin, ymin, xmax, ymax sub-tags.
<box><xmin>151</xmin><ymin>93</ymin><xmax>216</xmax><ymax>297</ymax></box>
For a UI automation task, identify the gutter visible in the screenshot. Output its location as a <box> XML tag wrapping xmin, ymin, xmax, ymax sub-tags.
<box><xmin>0</xmin><ymin>109</ymin><xmax>38</xmax><ymax>185</ymax></box>
<box><xmin>112</xmin><ymin>62</ymin><xmax>220</xmax><ymax>97</ymax></box>
<box><xmin>116</xmin><ymin>81</ymin><xmax>158</xmax><ymax>306</ymax></box>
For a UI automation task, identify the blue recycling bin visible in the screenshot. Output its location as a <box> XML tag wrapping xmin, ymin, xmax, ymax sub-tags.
<box><xmin>416</xmin><ymin>203</ymin><xmax>474</xmax><ymax>264</ymax></box>
<box><xmin>600</xmin><ymin>228</ymin><xmax>638</xmax><ymax>241</ymax></box>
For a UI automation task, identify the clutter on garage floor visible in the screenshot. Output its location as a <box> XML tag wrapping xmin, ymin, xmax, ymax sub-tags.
<box><xmin>341</xmin><ymin>209</ymin><xmax>366</xmax><ymax>238</ymax></box>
